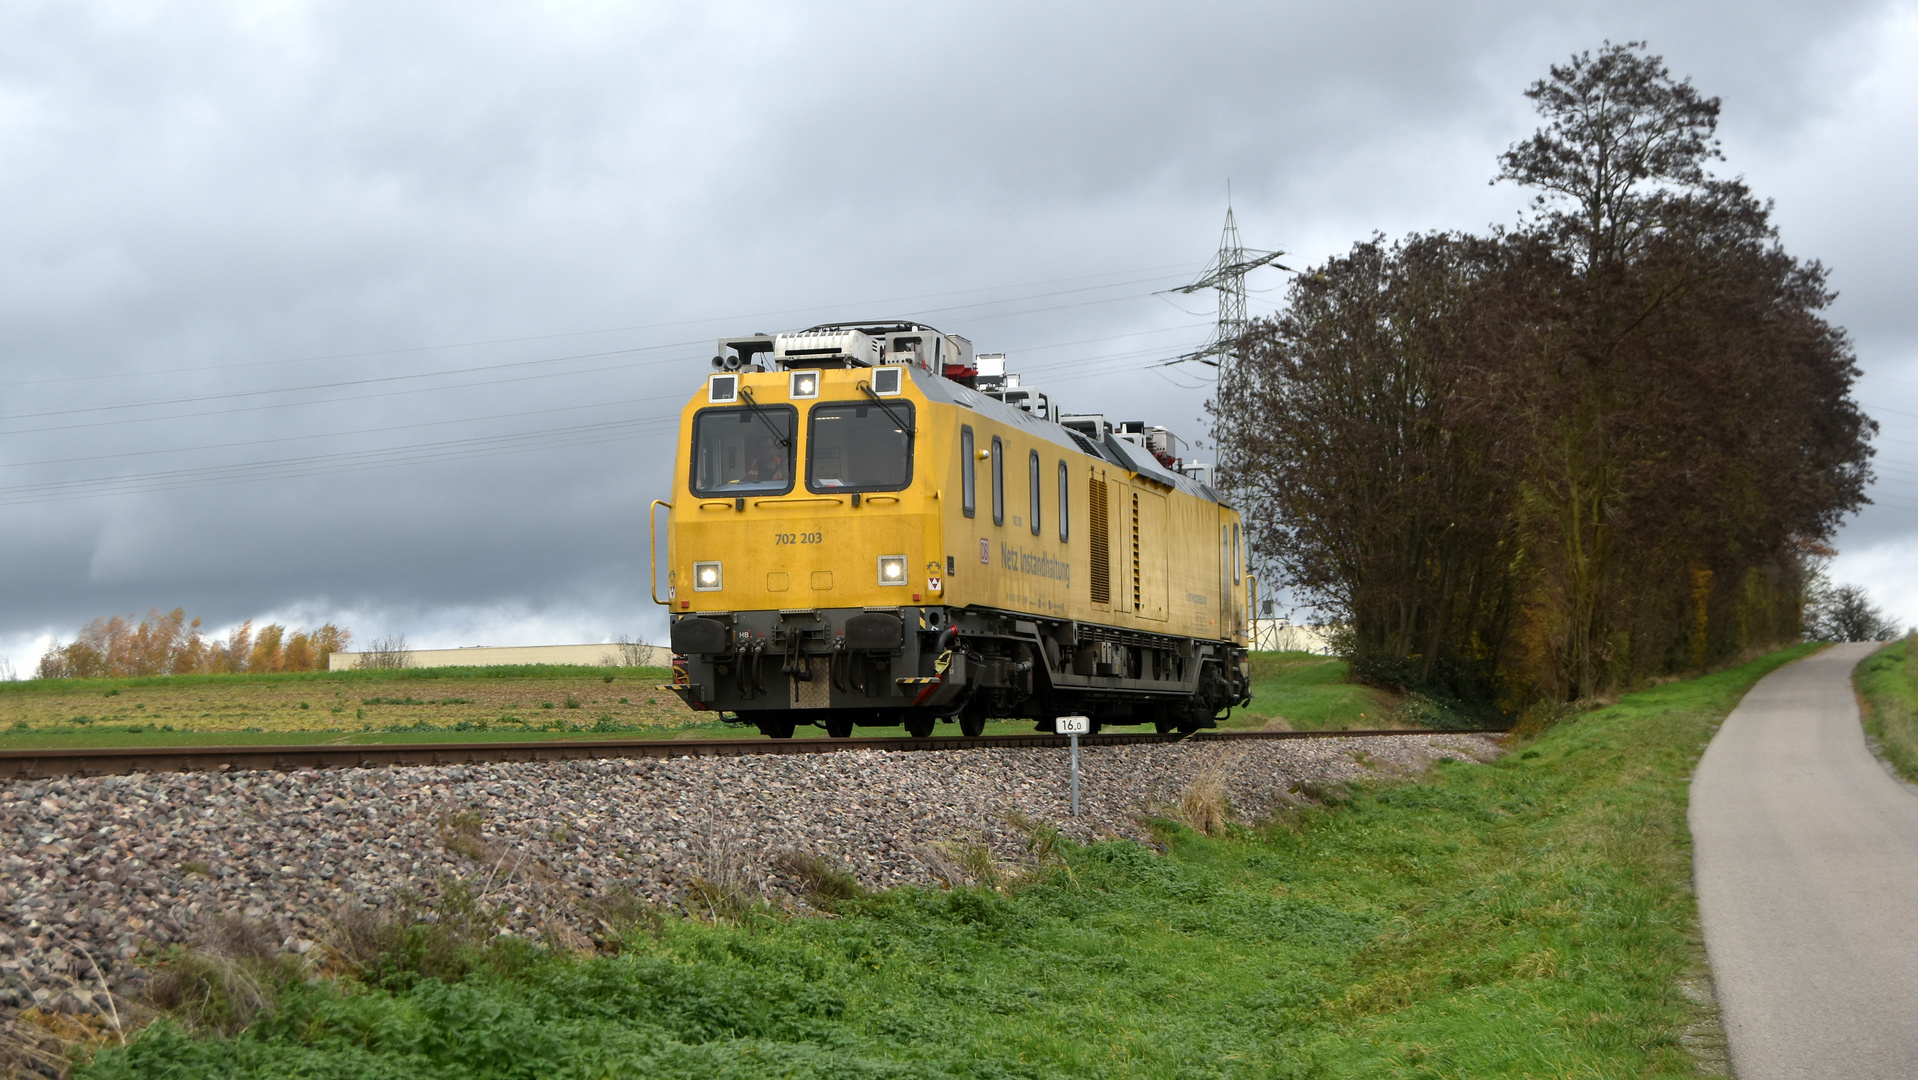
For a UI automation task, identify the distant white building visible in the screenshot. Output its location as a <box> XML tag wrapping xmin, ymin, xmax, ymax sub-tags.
<box><xmin>1250</xmin><ymin>619</ymin><xmax>1334</xmax><ymax>655</ymax></box>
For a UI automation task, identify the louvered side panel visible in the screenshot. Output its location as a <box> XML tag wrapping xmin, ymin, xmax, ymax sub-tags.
<box><xmin>1088</xmin><ymin>475</ymin><xmax>1110</xmax><ymax>605</ymax></box>
<box><xmin>1130</xmin><ymin>491</ymin><xmax>1143</xmax><ymax>613</ymax></box>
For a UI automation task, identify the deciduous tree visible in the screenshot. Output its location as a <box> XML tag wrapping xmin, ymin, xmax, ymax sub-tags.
<box><xmin>34</xmin><ymin>612</ymin><xmax>352</xmax><ymax>678</ymax></box>
<box><xmin>1220</xmin><ymin>42</ymin><xmax>1875</xmax><ymax>708</ymax></box>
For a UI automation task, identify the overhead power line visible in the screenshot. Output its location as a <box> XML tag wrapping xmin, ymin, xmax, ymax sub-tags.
<box><xmin>1156</xmin><ymin>204</ymin><xmax>1290</xmax><ymax>375</ymax></box>
<box><xmin>0</xmin><ymin>413</ymin><xmax>682</xmax><ymax>507</ymax></box>
<box><xmin>0</xmin><ymin>343</ymin><xmax>666</xmax><ymax>425</ymax></box>
<box><xmin>0</xmin><ymin>264</ymin><xmax>1199</xmax><ymax>391</ymax></box>
<box><xmin>0</xmin><ymin>260</ymin><xmax>1258</xmax><ymax>506</ymax></box>
<box><xmin>0</xmin><ymin>271</ymin><xmax>1195</xmax><ymax>436</ymax></box>
<box><xmin>0</xmin><ymin>337</ymin><xmax>1207</xmax><ymax>505</ymax></box>
<box><xmin>0</xmin><ymin>325</ymin><xmax>1206</xmax><ymax>500</ymax></box>
<box><xmin>0</xmin><ymin>394</ymin><xmax>674</xmax><ymax>471</ymax></box>
<box><xmin>1</xmin><ymin>321</ymin><xmax>1206</xmax><ymax>465</ymax></box>
<box><xmin>0</xmin><ymin>348</ymin><xmax>687</xmax><ymax>437</ymax></box>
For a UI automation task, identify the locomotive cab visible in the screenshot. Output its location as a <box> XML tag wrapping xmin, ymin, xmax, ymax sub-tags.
<box><xmin>658</xmin><ymin>322</ymin><xmax>1252</xmax><ymax>739</ymax></box>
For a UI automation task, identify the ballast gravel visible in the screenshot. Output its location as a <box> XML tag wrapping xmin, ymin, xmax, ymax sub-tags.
<box><xmin>0</xmin><ymin>734</ymin><xmax>1498</xmax><ymax>1020</ymax></box>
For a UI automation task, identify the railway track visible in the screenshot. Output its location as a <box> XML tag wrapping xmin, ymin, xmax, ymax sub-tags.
<box><xmin>0</xmin><ymin>727</ymin><xmax>1503</xmax><ymax>781</ymax></box>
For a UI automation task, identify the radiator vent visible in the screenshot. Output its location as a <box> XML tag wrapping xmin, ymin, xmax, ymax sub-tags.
<box><xmin>1130</xmin><ymin>492</ymin><xmax>1142</xmax><ymax>612</ymax></box>
<box><xmin>1089</xmin><ymin>477</ymin><xmax>1110</xmax><ymax>605</ymax></box>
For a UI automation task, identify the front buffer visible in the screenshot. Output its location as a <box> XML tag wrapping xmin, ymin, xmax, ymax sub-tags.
<box><xmin>665</xmin><ymin>606</ymin><xmax>966</xmax><ymax>738</ymax></box>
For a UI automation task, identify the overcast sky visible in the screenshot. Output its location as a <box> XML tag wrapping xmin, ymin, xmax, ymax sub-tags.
<box><xmin>2</xmin><ymin>0</ymin><xmax>1914</xmax><ymax>671</ymax></box>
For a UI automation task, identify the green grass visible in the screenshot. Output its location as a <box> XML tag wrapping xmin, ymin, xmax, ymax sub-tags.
<box><xmin>1234</xmin><ymin>651</ymin><xmax>1398</xmax><ymax>730</ymax></box>
<box><xmin>0</xmin><ymin>653</ymin><xmax>1395</xmax><ymax>748</ymax></box>
<box><xmin>0</xmin><ymin>663</ymin><xmax>674</xmax><ymax>694</ymax></box>
<box><xmin>0</xmin><ymin>666</ymin><xmax>697</xmax><ymax>743</ymax></box>
<box><xmin>1857</xmin><ymin>634</ymin><xmax>1918</xmax><ymax>784</ymax></box>
<box><xmin>0</xmin><ymin>723</ymin><xmax>742</xmax><ymax>750</ymax></box>
<box><xmin>74</xmin><ymin>642</ymin><xmax>1818</xmax><ymax>1079</ymax></box>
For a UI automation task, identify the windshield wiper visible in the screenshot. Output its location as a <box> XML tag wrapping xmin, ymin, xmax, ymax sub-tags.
<box><xmin>737</xmin><ymin>387</ymin><xmax>791</xmax><ymax>448</ymax></box>
<box><xmin>857</xmin><ymin>381</ymin><xmax>916</xmax><ymax>436</ymax></box>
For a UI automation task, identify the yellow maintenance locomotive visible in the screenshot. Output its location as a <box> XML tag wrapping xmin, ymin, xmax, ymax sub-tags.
<box><xmin>655</xmin><ymin>322</ymin><xmax>1252</xmax><ymax>738</ymax></box>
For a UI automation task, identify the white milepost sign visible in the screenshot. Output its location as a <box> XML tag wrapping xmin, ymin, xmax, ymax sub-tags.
<box><xmin>1057</xmin><ymin>715</ymin><xmax>1091</xmax><ymax>816</ymax></box>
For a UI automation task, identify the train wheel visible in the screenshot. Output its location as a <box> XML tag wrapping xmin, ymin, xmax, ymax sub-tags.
<box><xmin>755</xmin><ymin>714</ymin><xmax>797</xmax><ymax>739</ymax></box>
<box><xmin>903</xmin><ymin>716</ymin><xmax>936</xmax><ymax>738</ymax></box>
<box><xmin>824</xmin><ymin>715</ymin><xmax>855</xmax><ymax>738</ymax></box>
<box><xmin>960</xmin><ymin>714</ymin><xmax>987</xmax><ymax>737</ymax></box>
<box><xmin>1155</xmin><ymin>721</ymin><xmax>1178</xmax><ymax>734</ymax></box>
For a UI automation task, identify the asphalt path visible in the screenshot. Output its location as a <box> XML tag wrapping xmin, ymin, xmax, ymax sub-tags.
<box><xmin>1691</xmin><ymin>641</ymin><xmax>1915</xmax><ymax>1079</ymax></box>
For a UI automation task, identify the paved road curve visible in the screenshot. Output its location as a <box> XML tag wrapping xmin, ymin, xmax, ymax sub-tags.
<box><xmin>1691</xmin><ymin>642</ymin><xmax>1915</xmax><ymax>1080</ymax></box>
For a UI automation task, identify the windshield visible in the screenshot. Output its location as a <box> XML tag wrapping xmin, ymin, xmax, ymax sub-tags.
<box><xmin>807</xmin><ymin>402</ymin><xmax>914</xmax><ymax>492</ymax></box>
<box><xmin>690</xmin><ymin>405</ymin><xmax>797</xmax><ymax>496</ymax></box>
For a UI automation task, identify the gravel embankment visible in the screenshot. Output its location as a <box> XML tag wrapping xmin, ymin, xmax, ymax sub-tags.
<box><xmin>0</xmin><ymin>734</ymin><xmax>1498</xmax><ymax>1020</ymax></box>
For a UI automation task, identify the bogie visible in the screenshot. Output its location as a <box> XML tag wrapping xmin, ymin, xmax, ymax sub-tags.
<box><xmin>669</xmin><ymin>602</ymin><xmax>1246</xmax><ymax>737</ymax></box>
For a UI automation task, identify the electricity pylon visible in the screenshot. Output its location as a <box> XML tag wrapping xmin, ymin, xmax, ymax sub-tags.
<box><xmin>1165</xmin><ymin>203</ymin><xmax>1291</xmax><ymax>620</ymax></box>
<box><xmin>1162</xmin><ymin>204</ymin><xmax>1291</xmax><ymax>379</ymax></box>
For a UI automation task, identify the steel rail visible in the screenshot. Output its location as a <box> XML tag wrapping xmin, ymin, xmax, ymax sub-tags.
<box><xmin>0</xmin><ymin>727</ymin><xmax>1505</xmax><ymax>781</ymax></box>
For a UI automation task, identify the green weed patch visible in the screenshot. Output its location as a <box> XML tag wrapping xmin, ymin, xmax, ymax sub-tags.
<box><xmin>1857</xmin><ymin>634</ymin><xmax>1918</xmax><ymax>783</ymax></box>
<box><xmin>77</xmin><ymin>645</ymin><xmax>1816</xmax><ymax>1079</ymax></box>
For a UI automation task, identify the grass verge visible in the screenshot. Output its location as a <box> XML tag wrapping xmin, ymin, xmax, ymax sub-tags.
<box><xmin>1234</xmin><ymin>651</ymin><xmax>1401</xmax><ymax>731</ymax></box>
<box><xmin>1856</xmin><ymin>633</ymin><xmax>1918</xmax><ymax>784</ymax></box>
<box><xmin>0</xmin><ymin>652</ymin><xmax>1400</xmax><ymax>747</ymax></box>
<box><xmin>68</xmin><ymin>642</ymin><xmax>1816</xmax><ymax>1079</ymax></box>
<box><xmin>0</xmin><ymin>666</ymin><xmax>694</xmax><ymax>743</ymax></box>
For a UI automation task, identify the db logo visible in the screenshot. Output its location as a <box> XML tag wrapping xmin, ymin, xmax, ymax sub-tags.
<box><xmin>979</xmin><ymin>538</ymin><xmax>990</xmax><ymax>564</ymax></box>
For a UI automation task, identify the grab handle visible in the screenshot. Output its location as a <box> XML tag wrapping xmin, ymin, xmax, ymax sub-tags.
<box><xmin>650</xmin><ymin>500</ymin><xmax>673</xmax><ymax>606</ymax></box>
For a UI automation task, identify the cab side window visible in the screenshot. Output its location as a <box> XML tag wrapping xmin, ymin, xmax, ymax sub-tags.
<box><xmin>991</xmin><ymin>436</ymin><xmax>1005</xmax><ymax>526</ymax></box>
<box><xmin>1028</xmin><ymin>450</ymin><xmax>1042</xmax><ymax>536</ymax></box>
<box><xmin>1057</xmin><ymin>460</ymin><xmax>1069</xmax><ymax>542</ymax></box>
<box><xmin>961</xmin><ymin>425</ymin><xmax>976</xmax><ymax>519</ymax></box>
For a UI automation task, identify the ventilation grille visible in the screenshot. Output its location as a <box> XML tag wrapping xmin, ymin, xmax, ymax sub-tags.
<box><xmin>1089</xmin><ymin>477</ymin><xmax>1110</xmax><ymax>605</ymax></box>
<box><xmin>1130</xmin><ymin>492</ymin><xmax>1142</xmax><ymax>612</ymax></box>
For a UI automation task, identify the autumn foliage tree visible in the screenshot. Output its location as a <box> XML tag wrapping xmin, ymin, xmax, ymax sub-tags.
<box><xmin>1218</xmin><ymin>42</ymin><xmax>1875</xmax><ymax>708</ymax></box>
<box><xmin>35</xmin><ymin>609</ymin><xmax>351</xmax><ymax>679</ymax></box>
<box><xmin>1215</xmin><ymin>232</ymin><xmax>1523</xmax><ymax>704</ymax></box>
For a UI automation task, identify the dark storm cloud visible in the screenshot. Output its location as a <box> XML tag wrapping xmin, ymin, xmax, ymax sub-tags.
<box><xmin>0</xmin><ymin>0</ymin><xmax>1910</xmax><ymax>664</ymax></box>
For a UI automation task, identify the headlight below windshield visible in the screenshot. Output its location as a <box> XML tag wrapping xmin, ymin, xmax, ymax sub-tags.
<box><xmin>877</xmin><ymin>555</ymin><xmax>907</xmax><ymax>586</ymax></box>
<box><xmin>693</xmin><ymin>561</ymin><xmax>723</xmax><ymax>591</ymax></box>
